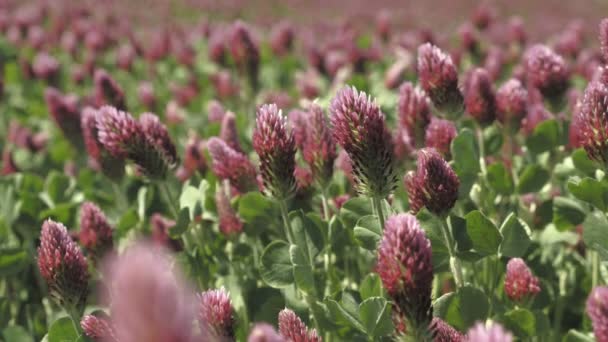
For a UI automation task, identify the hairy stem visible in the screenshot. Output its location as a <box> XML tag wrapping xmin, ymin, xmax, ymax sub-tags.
<box><xmin>371</xmin><ymin>196</ymin><xmax>386</xmax><ymax>230</ymax></box>
<box><xmin>440</xmin><ymin>218</ymin><xmax>464</xmax><ymax>288</ymax></box>
<box><xmin>279</xmin><ymin>200</ymin><xmax>294</xmax><ymax>244</ymax></box>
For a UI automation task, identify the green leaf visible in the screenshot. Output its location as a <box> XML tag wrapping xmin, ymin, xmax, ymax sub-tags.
<box><xmin>2</xmin><ymin>325</ymin><xmax>33</xmax><ymax>342</ymax></box>
<box><xmin>502</xmin><ymin>308</ymin><xmax>536</xmax><ymax>337</ymax></box>
<box><xmin>526</xmin><ymin>119</ymin><xmax>560</xmax><ymax>154</ymax></box>
<box><xmin>248</xmin><ymin>287</ymin><xmax>285</xmax><ymax>326</ymax></box>
<box><xmin>582</xmin><ymin>211</ymin><xmax>608</xmax><ymax>260</ymax></box>
<box><xmin>179</xmin><ymin>184</ymin><xmax>203</xmax><ymax>220</ymax></box>
<box><xmin>517</xmin><ymin>165</ymin><xmax>549</xmax><ymax>194</ymax></box>
<box><xmin>359</xmin><ymin>297</ymin><xmax>394</xmax><ymax>338</ymax></box>
<box><xmin>44</xmin><ymin>171</ymin><xmax>71</xmax><ymax>205</ymax></box>
<box><xmin>116</xmin><ymin>208</ymin><xmax>139</xmax><ymax>236</ymax></box>
<box><xmin>562</xmin><ymin>330</ymin><xmax>595</xmax><ymax>342</ymax></box>
<box><xmin>353</xmin><ymin>215</ymin><xmax>382</xmax><ymax>250</ymax></box>
<box><xmin>483</xmin><ymin>125</ymin><xmax>504</xmax><ymax>155</ymax></box>
<box><xmin>571</xmin><ymin>148</ymin><xmax>597</xmax><ymax>176</ymax></box>
<box><xmin>290</xmin><ymin>210</ymin><xmax>324</xmax><ymax>260</ymax></box>
<box><xmin>47</xmin><ymin>317</ymin><xmax>79</xmax><ymax>342</ymax></box>
<box><xmin>290</xmin><ymin>244</ymin><xmax>316</xmax><ymax>295</ymax></box>
<box><xmin>451</xmin><ymin>129</ymin><xmax>480</xmax><ymax>196</ymax></box>
<box><xmin>340</xmin><ymin>197</ymin><xmax>373</xmax><ymax>230</ymax></box>
<box><xmin>465</xmin><ymin>210</ymin><xmax>502</xmax><ymax>256</ymax></box>
<box><xmin>499</xmin><ymin>214</ymin><xmax>531</xmax><ymax>258</ymax></box>
<box><xmin>326</xmin><ymin>298</ymin><xmax>366</xmax><ymax>333</ymax></box>
<box><xmin>568</xmin><ymin>177</ymin><xmax>608</xmax><ymax>211</ymax></box>
<box><xmin>0</xmin><ymin>248</ymin><xmax>29</xmax><ymax>276</ymax></box>
<box><xmin>260</xmin><ymin>241</ymin><xmax>294</xmax><ymax>288</ymax></box>
<box><xmin>451</xmin><ymin>215</ymin><xmax>472</xmax><ymax>252</ymax></box>
<box><xmin>360</xmin><ymin>274</ymin><xmax>383</xmax><ymax>300</ymax></box>
<box><xmin>552</xmin><ymin>197</ymin><xmax>587</xmax><ymax>231</ymax></box>
<box><xmin>238</xmin><ymin>192</ymin><xmax>279</xmax><ymax>224</ymax></box>
<box><xmin>416</xmin><ymin>209</ymin><xmax>449</xmax><ymax>271</ymax></box>
<box><xmin>486</xmin><ymin>163</ymin><xmax>514</xmax><ymax>195</ymax></box>
<box><xmin>434</xmin><ymin>285</ymin><xmax>489</xmax><ymax>331</ymax></box>
<box><xmin>168</xmin><ymin>208</ymin><xmax>191</xmax><ymax>238</ymax></box>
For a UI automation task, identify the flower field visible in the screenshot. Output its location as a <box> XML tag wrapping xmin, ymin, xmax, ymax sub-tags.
<box><xmin>2</xmin><ymin>1</ymin><xmax>608</xmax><ymax>341</ymax></box>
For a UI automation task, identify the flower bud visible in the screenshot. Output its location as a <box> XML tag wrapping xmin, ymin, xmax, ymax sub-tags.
<box><xmin>524</xmin><ymin>45</ymin><xmax>569</xmax><ymax>102</ymax></box>
<box><xmin>216</xmin><ymin>182</ymin><xmax>244</xmax><ymax>235</ymax></box>
<box><xmin>302</xmin><ymin>104</ymin><xmax>336</xmax><ymax>187</ymax></box>
<box><xmin>466</xmin><ymin>322</ymin><xmax>513</xmax><ymax>342</ymax></box>
<box><xmin>207</xmin><ymin>100</ymin><xmax>226</xmax><ymax>123</ymax></box>
<box><xmin>278</xmin><ymin>308</ymin><xmax>321</xmax><ymax>342</ymax></box>
<box><xmin>220</xmin><ymin>111</ymin><xmax>242</xmax><ymax>153</ymax></box>
<box><xmin>207</xmin><ymin>137</ymin><xmax>258</xmax><ymax>194</ymax></box>
<box><xmin>425</xmin><ymin>118</ymin><xmax>457</xmax><ymax>158</ymax></box>
<box><xmin>586</xmin><ymin>286</ymin><xmax>608</xmax><ymax>342</ymax></box>
<box><xmin>79</xmin><ymin>202</ymin><xmax>113</xmax><ymax>260</ymax></box>
<box><xmin>270</xmin><ymin>21</ymin><xmax>294</xmax><ymax>56</ymax></box>
<box><xmin>496</xmin><ymin>79</ymin><xmax>528</xmax><ymax>129</ymax></box>
<box><xmin>45</xmin><ymin>87</ymin><xmax>83</xmax><ymax>149</ymax></box>
<box><xmin>417</xmin><ymin>43</ymin><xmax>463</xmax><ymax>116</ymax></box>
<box><xmin>81</xmin><ymin>107</ymin><xmax>125</xmax><ymax>180</ymax></box>
<box><xmin>577</xmin><ymin>81</ymin><xmax>608</xmax><ymax>166</ymax></box>
<box><xmin>464</xmin><ymin>68</ymin><xmax>496</xmax><ymax>125</ymax></box>
<box><xmin>504</xmin><ymin>258</ymin><xmax>541</xmax><ymax>302</ymax></box>
<box><xmin>431</xmin><ymin>317</ymin><xmax>464</xmax><ymax>342</ymax></box>
<box><xmin>94</xmin><ymin>69</ymin><xmax>126</xmax><ymax>110</ymax></box>
<box><xmin>81</xmin><ymin>314</ymin><xmax>117</xmax><ymax>342</ymax></box>
<box><xmin>150</xmin><ymin>213</ymin><xmax>181</xmax><ymax>251</ymax></box>
<box><xmin>398</xmin><ymin>82</ymin><xmax>431</xmax><ymax>148</ymax></box>
<box><xmin>199</xmin><ymin>288</ymin><xmax>236</xmax><ymax>341</ymax></box>
<box><xmin>177</xmin><ymin>134</ymin><xmax>207</xmax><ymax>182</ymax></box>
<box><xmin>230</xmin><ymin>21</ymin><xmax>260</xmax><ymax>89</ymax></box>
<box><xmin>522</xmin><ymin>103</ymin><xmax>553</xmax><ymax>136</ymax></box>
<box><xmin>32</xmin><ymin>52</ymin><xmax>60</xmax><ymax>84</ymax></box>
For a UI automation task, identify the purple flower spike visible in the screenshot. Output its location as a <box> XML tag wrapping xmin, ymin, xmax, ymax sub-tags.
<box><xmin>302</xmin><ymin>104</ymin><xmax>337</xmax><ymax>187</ymax></box>
<box><xmin>45</xmin><ymin>87</ymin><xmax>83</xmax><ymax>149</ymax></box>
<box><xmin>216</xmin><ymin>182</ymin><xmax>244</xmax><ymax>235</ymax></box>
<box><xmin>464</xmin><ymin>68</ymin><xmax>496</xmax><ymax>125</ymax></box>
<box><xmin>230</xmin><ymin>21</ymin><xmax>260</xmax><ymax>89</ymax></box>
<box><xmin>79</xmin><ymin>202</ymin><xmax>113</xmax><ymax>260</ymax></box>
<box><xmin>329</xmin><ymin>86</ymin><xmax>397</xmax><ymax>198</ymax></box>
<box><xmin>431</xmin><ymin>317</ymin><xmax>464</xmax><ymax>342</ymax></box>
<box><xmin>81</xmin><ymin>314</ymin><xmax>118</xmax><ymax>342</ymax></box>
<box><xmin>417</xmin><ymin>43</ymin><xmax>463</xmax><ymax>116</ymax></box>
<box><xmin>496</xmin><ymin>79</ymin><xmax>528</xmax><ymax>129</ymax></box>
<box><xmin>199</xmin><ymin>288</ymin><xmax>236</xmax><ymax>341</ymax></box>
<box><xmin>398</xmin><ymin>82</ymin><xmax>432</xmax><ymax>148</ymax></box>
<box><xmin>466</xmin><ymin>322</ymin><xmax>513</xmax><ymax>342</ymax></box>
<box><xmin>599</xmin><ymin>19</ymin><xmax>608</xmax><ymax>62</ymax></box>
<box><xmin>253</xmin><ymin>104</ymin><xmax>297</xmax><ymax>200</ymax></box>
<box><xmin>587</xmin><ymin>286</ymin><xmax>608</xmax><ymax>342</ymax></box>
<box><xmin>94</xmin><ymin>69</ymin><xmax>127</xmax><ymax>110</ymax></box>
<box><xmin>524</xmin><ymin>44</ymin><xmax>569</xmax><ymax>102</ymax></box>
<box><xmin>278</xmin><ymin>308</ymin><xmax>322</xmax><ymax>342</ymax></box>
<box><xmin>81</xmin><ymin>107</ymin><xmax>125</xmax><ymax>180</ymax></box>
<box><xmin>220</xmin><ymin>111</ymin><xmax>242</xmax><ymax>153</ymax></box>
<box><xmin>96</xmin><ymin>106</ymin><xmax>144</xmax><ymax>159</ymax></box>
<box><xmin>207</xmin><ymin>137</ymin><xmax>258</xmax><ymax>194</ymax></box>
<box><xmin>577</xmin><ymin>81</ymin><xmax>608</xmax><ymax>166</ymax></box>
<box><xmin>504</xmin><ymin>258</ymin><xmax>541</xmax><ymax>302</ymax></box>
<box><xmin>248</xmin><ymin>323</ymin><xmax>285</xmax><ymax>342</ymax></box>
<box><xmin>425</xmin><ymin>118</ymin><xmax>457</xmax><ymax>158</ymax></box>
<box><xmin>139</xmin><ymin>113</ymin><xmax>179</xmax><ymax>167</ymax></box>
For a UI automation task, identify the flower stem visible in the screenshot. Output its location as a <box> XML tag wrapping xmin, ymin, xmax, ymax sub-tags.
<box><xmin>592</xmin><ymin>250</ymin><xmax>601</xmax><ymax>288</ymax></box>
<box><xmin>320</xmin><ymin>191</ymin><xmax>330</xmax><ymax>221</ymax></box>
<box><xmin>159</xmin><ymin>181</ymin><xmax>179</xmax><ymax>219</ymax></box>
<box><xmin>279</xmin><ymin>200</ymin><xmax>294</xmax><ymax>244</ymax></box>
<box><xmin>440</xmin><ymin>217</ymin><xmax>464</xmax><ymax>288</ymax></box>
<box><xmin>474</xmin><ymin>122</ymin><xmax>487</xmax><ymax>176</ymax></box>
<box><xmin>112</xmin><ymin>181</ymin><xmax>127</xmax><ymax>210</ymax></box>
<box><xmin>371</xmin><ymin>196</ymin><xmax>386</xmax><ymax>230</ymax></box>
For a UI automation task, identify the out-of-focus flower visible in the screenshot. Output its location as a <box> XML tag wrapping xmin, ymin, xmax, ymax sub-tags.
<box><xmin>207</xmin><ymin>100</ymin><xmax>226</xmax><ymax>123</ymax></box>
<box><xmin>248</xmin><ymin>323</ymin><xmax>285</xmax><ymax>342</ymax></box>
<box><xmin>576</xmin><ymin>80</ymin><xmax>608</xmax><ymax>167</ymax></box>
<box><xmin>81</xmin><ymin>314</ymin><xmax>117</xmax><ymax>342</ymax></box>
<box><xmin>278</xmin><ymin>308</ymin><xmax>321</xmax><ymax>342</ymax></box>
<box><xmin>504</xmin><ymin>258</ymin><xmax>541</xmax><ymax>302</ymax></box>
<box><xmin>8</xmin><ymin>120</ymin><xmax>46</xmax><ymax>152</ymax></box>
<box><xmin>384</xmin><ymin>58</ymin><xmax>410</xmax><ymax>90</ymax></box>
<box><xmin>425</xmin><ymin>118</ymin><xmax>457</xmax><ymax>158</ymax></box>
<box><xmin>45</xmin><ymin>87</ymin><xmax>83</xmax><ymax>149</ymax></box>
<box><xmin>150</xmin><ymin>213</ymin><xmax>181</xmax><ymax>251</ymax></box>
<box><xmin>207</xmin><ymin>137</ymin><xmax>258</xmax><ymax>194</ymax></box>
<box><xmin>484</xmin><ymin>46</ymin><xmax>505</xmax><ymax>81</ymax></box>
<box><xmin>216</xmin><ymin>182</ymin><xmax>244</xmax><ymax>235</ymax></box>
<box><xmin>458</xmin><ymin>23</ymin><xmax>479</xmax><ymax>55</ymax></box>
<box><xmin>81</xmin><ymin>107</ymin><xmax>125</xmax><ymax>180</ymax></box>
<box><xmin>508</xmin><ymin>17</ymin><xmax>527</xmax><ymax>46</ymax></box>
<box><xmin>32</xmin><ymin>52</ymin><xmax>60</xmax><ymax>84</ymax></box>
<box><xmin>198</xmin><ymin>288</ymin><xmax>236</xmax><ymax>341</ymax></box>
<box><xmin>211</xmin><ymin>71</ymin><xmax>240</xmax><ymax>99</ymax></box>
<box><xmin>329</xmin><ymin>86</ymin><xmax>397</xmax><ymax>198</ymax></box>
<box><xmin>230</xmin><ymin>21</ymin><xmax>260</xmax><ymax>89</ymax></box>
<box><xmin>146</xmin><ymin>28</ymin><xmax>171</xmax><ymax>62</ymax></box>
<box><xmin>471</xmin><ymin>3</ymin><xmax>495</xmax><ymax>30</ymax></box>
<box><xmin>431</xmin><ymin>317</ymin><xmax>464</xmax><ymax>342</ymax></box>
<box><xmin>555</xmin><ymin>21</ymin><xmax>584</xmax><ymax>59</ymax></box>
<box><xmin>464</xmin><ymin>68</ymin><xmax>496</xmax><ymax>125</ymax></box>
<box><xmin>102</xmin><ymin>242</ymin><xmax>196</xmax><ymax>342</ymax></box>
<box><xmin>522</xmin><ymin>103</ymin><xmax>553</xmax><ymax>136</ymax></box>
<box><xmin>1</xmin><ymin>148</ymin><xmax>19</xmax><ymax>175</ymax></box>
<box><xmin>94</xmin><ymin>69</ymin><xmax>127</xmax><ymax>110</ymax></box>
<box><xmin>166</xmin><ymin>100</ymin><xmax>186</xmax><ymax>125</ymax></box>
<box><xmin>270</xmin><ymin>21</ymin><xmax>295</xmax><ymax>56</ymax></box>
<box><xmin>139</xmin><ymin>113</ymin><xmax>179</xmax><ymax>167</ymax></box>
<box><xmin>524</xmin><ymin>44</ymin><xmax>569</xmax><ymax>102</ymax></box>
<box><xmin>138</xmin><ymin>82</ymin><xmax>156</xmax><ymax>110</ymax></box>
<box><xmin>600</xmin><ymin>19</ymin><xmax>608</xmax><ymax>62</ymax></box>
<box><xmin>302</xmin><ymin>104</ymin><xmax>336</xmax><ymax>187</ymax></box>
<box><xmin>466</xmin><ymin>322</ymin><xmax>513</xmax><ymax>342</ymax></box>
<box><xmin>405</xmin><ymin>148</ymin><xmax>459</xmax><ymax>215</ymax></box>
<box><xmin>253</xmin><ymin>104</ymin><xmax>296</xmax><ymax>200</ymax></box>
<box><xmin>79</xmin><ymin>202</ymin><xmax>113</xmax><ymax>260</ymax></box>
<box><xmin>220</xmin><ymin>111</ymin><xmax>242</xmax><ymax>153</ymax></box>
<box><xmin>37</xmin><ymin>220</ymin><xmax>89</xmax><ymax>310</ymax></box>
<box><xmin>417</xmin><ymin>43</ymin><xmax>463</xmax><ymax>116</ymax></box>
<box><xmin>496</xmin><ymin>79</ymin><xmax>528</xmax><ymax>129</ymax></box>
<box><xmin>376</xmin><ymin>10</ymin><xmax>391</xmax><ymax>41</ymax></box>
<box><xmin>398</xmin><ymin>82</ymin><xmax>431</xmax><ymax>148</ymax></box>
<box><xmin>116</xmin><ymin>43</ymin><xmax>135</xmax><ymax>70</ymax></box>
<box><xmin>289</xmin><ymin>109</ymin><xmax>308</xmax><ymax>149</ymax></box>
<box><xmin>296</xmin><ymin>69</ymin><xmax>321</xmax><ymax>99</ymax></box>
<box><xmin>377</xmin><ymin>214</ymin><xmax>433</xmax><ymax>334</ymax></box>
<box><xmin>586</xmin><ymin>286</ymin><xmax>608</xmax><ymax>342</ymax></box>
<box><xmin>209</xmin><ymin>27</ymin><xmax>228</xmax><ymax>65</ymax></box>
<box><xmin>177</xmin><ymin>134</ymin><xmax>207</xmax><ymax>182</ymax></box>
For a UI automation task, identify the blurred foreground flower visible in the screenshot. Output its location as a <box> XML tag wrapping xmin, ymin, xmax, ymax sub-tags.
<box><xmin>587</xmin><ymin>286</ymin><xmax>608</xmax><ymax>342</ymax></box>
<box><xmin>466</xmin><ymin>322</ymin><xmax>513</xmax><ymax>342</ymax></box>
<box><xmin>248</xmin><ymin>323</ymin><xmax>285</xmax><ymax>342</ymax></box>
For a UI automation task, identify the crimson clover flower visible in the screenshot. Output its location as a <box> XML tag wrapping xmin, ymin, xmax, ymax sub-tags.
<box><xmin>586</xmin><ymin>286</ymin><xmax>608</xmax><ymax>342</ymax></box>
<box><xmin>424</xmin><ymin>118</ymin><xmax>457</xmax><ymax>158</ymax></box>
<box><xmin>79</xmin><ymin>201</ymin><xmax>113</xmax><ymax>260</ymax></box>
<box><xmin>207</xmin><ymin>137</ymin><xmax>258</xmax><ymax>194</ymax></box>
<box><xmin>248</xmin><ymin>323</ymin><xmax>285</xmax><ymax>342</ymax></box>
<box><xmin>504</xmin><ymin>258</ymin><xmax>541</xmax><ymax>302</ymax></box>
<box><xmin>575</xmin><ymin>81</ymin><xmax>608</xmax><ymax>167</ymax></box>
<box><xmin>398</xmin><ymin>82</ymin><xmax>431</xmax><ymax>148</ymax></box>
<box><xmin>417</xmin><ymin>43</ymin><xmax>463</xmax><ymax>116</ymax></box>
<box><xmin>496</xmin><ymin>79</ymin><xmax>528</xmax><ymax>130</ymax></box>
<box><xmin>198</xmin><ymin>288</ymin><xmax>236</xmax><ymax>341</ymax></box>
<box><xmin>463</xmin><ymin>68</ymin><xmax>496</xmax><ymax>125</ymax></box>
<box><xmin>81</xmin><ymin>314</ymin><xmax>118</xmax><ymax>342</ymax></box>
<box><xmin>466</xmin><ymin>322</ymin><xmax>513</xmax><ymax>342</ymax></box>
<box><xmin>302</xmin><ymin>104</ymin><xmax>337</xmax><ymax>188</ymax></box>
<box><xmin>431</xmin><ymin>317</ymin><xmax>464</xmax><ymax>342</ymax></box>
<box><xmin>524</xmin><ymin>44</ymin><xmax>569</xmax><ymax>102</ymax></box>
<box><xmin>45</xmin><ymin>87</ymin><xmax>83</xmax><ymax>149</ymax></box>
<box><xmin>81</xmin><ymin>107</ymin><xmax>125</xmax><ymax>180</ymax></box>
<box><xmin>216</xmin><ymin>182</ymin><xmax>244</xmax><ymax>235</ymax></box>
<box><xmin>278</xmin><ymin>308</ymin><xmax>321</xmax><ymax>342</ymax></box>
<box><xmin>220</xmin><ymin>111</ymin><xmax>242</xmax><ymax>153</ymax></box>
<box><xmin>94</xmin><ymin>69</ymin><xmax>127</xmax><ymax>110</ymax></box>
<box><xmin>600</xmin><ymin>19</ymin><xmax>608</xmax><ymax>62</ymax></box>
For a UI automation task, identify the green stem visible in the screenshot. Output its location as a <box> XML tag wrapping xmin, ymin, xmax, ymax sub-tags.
<box><xmin>159</xmin><ymin>181</ymin><xmax>179</xmax><ymax>219</ymax></box>
<box><xmin>440</xmin><ymin>218</ymin><xmax>464</xmax><ymax>288</ymax></box>
<box><xmin>279</xmin><ymin>200</ymin><xmax>294</xmax><ymax>244</ymax></box>
<box><xmin>66</xmin><ymin>306</ymin><xmax>82</xmax><ymax>334</ymax></box>
<box><xmin>475</xmin><ymin>123</ymin><xmax>487</xmax><ymax>176</ymax></box>
<box><xmin>592</xmin><ymin>251</ymin><xmax>601</xmax><ymax>288</ymax></box>
<box><xmin>112</xmin><ymin>182</ymin><xmax>127</xmax><ymax>210</ymax></box>
<box><xmin>371</xmin><ymin>196</ymin><xmax>386</xmax><ymax>230</ymax></box>
<box><xmin>320</xmin><ymin>192</ymin><xmax>330</xmax><ymax>221</ymax></box>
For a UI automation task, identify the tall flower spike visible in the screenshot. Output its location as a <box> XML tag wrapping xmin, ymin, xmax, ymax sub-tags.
<box><xmin>464</xmin><ymin>68</ymin><xmax>496</xmax><ymax>125</ymax></box>
<box><xmin>577</xmin><ymin>81</ymin><xmax>608</xmax><ymax>166</ymax></box>
<box><xmin>248</xmin><ymin>323</ymin><xmax>285</xmax><ymax>342</ymax></box>
<box><xmin>220</xmin><ymin>111</ymin><xmax>242</xmax><ymax>153</ymax></box>
<box><xmin>139</xmin><ymin>113</ymin><xmax>179</xmax><ymax>167</ymax></box>
<box><xmin>207</xmin><ymin>137</ymin><xmax>258</xmax><ymax>194</ymax></box>
<box><xmin>253</xmin><ymin>104</ymin><xmax>297</xmax><ymax>200</ymax></box>
<box><xmin>230</xmin><ymin>21</ymin><xmax>260</xmax><ymax>89</ymax></box>
<box><xmin>81</xmin><ymin>107</ymin><xmax>125</xmax><ymax>180</ymax></box>
<box><xmin>431</xmin><ymin>317</ymin><xmax>464</xmax><ymax>342</ymax></box>
<box><xmin>496</xmin><ymin>79</ymin><xmax>528</xmax><ymax>130</ymax></box>
<box><xmin>504</xmin><ymin>258</ymin><xmax>541</xmax><ymax>302</ymax></box>
<box><xmin>405</xmin><ymin>148</ymin><xmax>459</xmax><ymax>216</ymax></box>
<box><xmin>198</xmin><ymin>288</ymin><xmax>236</xmax><ymax>341</ymax></box>
<box><xmin>80</xmin><ymin>314</ymin><xmax>118</xmax><ymax>342</ymax></box>
<box><xmin>45</xmin><ymin>87</ymin><xmax>83</xmax><ymax>149</ymax></box>
<box><xmin>524</xmin><ymin>44</ymin><xmax>569</xmax><ymax>102</ymax></box>
<box><xmin>37</xmin><ymin>220</ymin><xmax>89</xmax><ymax>310</ymax></box>
<box><xmin>302</xmin><ymin>104</ymin><xmax>337</xmax><ymax>187</ymax></box>
<box><xmin>329</xmin><ymin>86</ymin><xmax>397</xmax><ymax>198</ymax></box>
<box><xmin>417</xmin><ymin>43</ymin><xmax>463</xmax><ymax>116</ymax></box>
<box><xmin>425</xmin><ymin>118</ymin><xmax>457</xmax><ymax>158</ymax></box>
<box><xmin>586</xmin><ymin>286</ymin><xmax>608</xmax><ymax>342</ymax></box>
<box><xmin>466</xmin><ymin>322</ymin><xmax>513</xmax><ymax>342</ymax></box>
<box><xmin>278</xmin><ymin>308</ymin><xmax>322</xmax><ymax>342</ymax></box>
<box><xmin>79</xmin><ymin>202</ymin><xmax>113</xmax><ymax>260</ymax></box>
<box><xmin>216</xmin><ymin>181</ymin><xmax>244</xmax><ymax>235</ymax></box>
<box><xmin>376</xmin><ymin>214</ymin><xmax>433</xmax><ymax>337</ymax></box>
<box><xmin>177</xmin><ymin>134</ymin><xmax>207</xmax><ymax>182</ymax></box>
<box><xmin>397</xmin><ymin>82</ymin><xmax>431</xmax><ymax>148</ymax></box>
<box><xmin>94</xmin><ymin>69</ymin><xmax>127</xmax><ymax>110</ymax></box>
<box><xmin>599</xmin><ymin>19</ymin><xmax>608</xmax><ymax>62</ymax></box>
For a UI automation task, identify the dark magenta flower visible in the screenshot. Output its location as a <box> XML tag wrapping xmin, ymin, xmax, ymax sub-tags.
<box><xmin>522</xmin><ymin>103</ymin><xmax>553</xmax><ymax>136</ymax></box>
<box><xmin>329</xmin><ymin>86</ymin><xmax>397</xmax><ymax>198</ymax></box>
<box><xmin>177</xmin><ymin>134</ymin><xmax>207</xmax><ymax>182</ymax></box>
<box><xmin>504</xmin><ymin>258</ymin><xmax>541</xmax><ymax>302</ymax></box>
<box><xmin>278</xmin><ymin>308</ymin><xmax>321</xmax><ymax>342</ymax></box>
<box><xmin>417</xmin><ymin>43</ymin><xmax>463</xmax><ymax>116</ymax></box>
<box><xmin>96</xmin><ymin>106</ymin><xmax>143</xmax><ymax>158</ymax></box>
<box><xmin>464</xmin><ymin>68</ymin><xmax>496</xmax><ymax>125</ymax></box>
<box><xmin>376</xmin><ymin>214</ymin><xmax>433</xmax><ymax>333</ymax></box>
<box><xmin>302</xmin><ymin>104</ymin><xmax>337</xmax><ymax>187</ymax></box>
<box><xmin>405</xmin><ymin>148</ymin><xmax>459</xmax><ymax>216</ymax></box>
<box><xmin>253</xmin><ymin>104</ymin><xmax>297</xmax><ymax>200</ymax></box>
<box><xmin>577</xmin><ymin>79</ymin><xmax>608</xmax><ymax>166</ymax></box>
<box><xmin>424</xmin><ymin>118</ymin><xmax>457</xmax><ymax>158</ymax></box>
<box><xmin>81</xmin><ymin>107</ymin><xmax>125</xmax><ymax>180</ymax></box>
<box><xmin>230</xmin><ymin>20</ymin><xmax>260</xmax><ymax>89</ymax></box>
<box><xmin>586</xmin><ymin>286</ymin><xmax>608</xmax><ymax>342</ymax></box>
<box><xmin>398</xmin><ymin>82</ymin><xmax>431</xmax><ymax>148</ymax></box>
<box><xmin>1</xmin><ymin>148</ymin><xmax>18</xmax><ymax>176</ymax></box>
<box><xmin>81</xmin><ymin>314</ymin><xmax>117</xmax><ymax>342</ymax></box>
<box><xmin>270</xmin><ymin>21</ymin><xmax>295</xmax><ymax>56</ymax></box>
<box><xmin>431</xmin><ymin>317</ymin><xmax>464</xmax><ymax>342</ymax></box>
<box><xmin>139</xmin><ymin>113</ymin><xmax>179</xmax><ymax>168</ymax></box>
<box><xmin>524</xmin><ymin>44</ymin><xmax>569</xmax><ymax>102</ymax></box>
<box><xmin>94</xmin><ymin>69</ymin><xmax>127</xmax><ymax>110</ymax></box>
<box><xmin>466</xmin><ymin>322</ymin><xmax>513</xmax><ymax>342</ymax></box>
<box><xmin>216</xmin><ymin>183</ymin><xmax>244</xmax><ymax>235</ymax></box>
<box><xmin>496</xmin><ymin>79</ymin><xmax>528</xmax><ymax>129</ymax></box>
<box><xmin>207</xmin><ymin>137</ymin><xmax>258</xmax><ymax>194</ymax></box>
<box><xmin>220</xmin><ymin>111</ymin><xmax>242</xmax><ymax>153</ymax></box>
<box><xmin>79</xmin><ymin>202</ymin><xmax>113</xmax><ymax>260</ymax></box>
<box><xmin>248</xmin><ymin>323</ymin><xmax>285</xmax><ymax>342</ymax></box>
<box><xmin>198</xmin><ymin>288</ymin><xmax>236</xmax><ymax>341</ymax></box>
<box><xmin>37</xmin><ymin>220</ymin><xmax>89</xmax><ymax>310</ymax></box>
<box><xmin>600</xmin><ymin>19</ymin><xmax>608</xmax><ymax>62</ymax></box>
<box><xmin>45</xmin><ymin>87</ymin><xmax>83</xmax><ymax>149</ymax></box>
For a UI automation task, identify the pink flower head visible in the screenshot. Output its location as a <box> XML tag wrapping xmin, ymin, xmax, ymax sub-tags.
<box><xmin>329</xmin><ymin>86</ymin><xmax>397</xmax><ymax>198</ymax></box>
<box><xmin>398</xmin><ymin>82</ymin><xmax>431</xmax><ymax>148</ymax></box>
<box><xmin>248</xmin><ymin>323</ymin><xmax>285</xmax><ymax>342</ymax></box>
<box><xmin>504</xmin><ymin>258</ymin><xmax>541</xmax><ymax>302</ymax></box>
<box><xmin>425</xmin><ymin>118</ymin><xmax>457</xmax><ymax>158</ymax></box>
<box><xmin>102</xmin><ymin>243</ymin><xmax>196</xmax><ymax>342</ymax></box>
<box><xmin>199</xmin><ymin>288</ymin><xmax>236</xmax><ymax>341</ymax></box>
<box><xmin>216</xmin><ymin>183</ymin><xmax>244</xmax><ymax>235</ymax></box>
<box><xmin>230</xmin><ymin>20</ymin><xmax>260</xmax><ymax>88</ymax></box>
<box><xmin>508</xmin><ymin>17</ymin><xmax>527</xmax><ymax>46</ymax></box>
<box><xmin>302</xmin><ymin>104</ymin><xmax>337</xmax><ymax>187</ymax></box>
<box><xmin>81</xmin><ymin>107</ymin><xmax>125</xmax><ymax>180</ymax></box>
<box><xmin>471</xmin><ymin>3</ymin><xmax>495</xmax><ymax>30</ymax></box>
<box><xmin>80</xmin><ymin>314</ymin><xmax>117</xmax><ymax>342</ymax></box>
<box><xmin>431</xmin><ymin>317</ymin><xmax>464</xmax><ymax>342</ymax></box>
<box><xmin>484</xmin><ymin>46</ymin><xmax>505</xmax><ymax>81</ymax></box>
<box><xmin>377</xmin><ymin>214</ymin><xmax>433</xmax><ymax>329</ymax></box>
<box><xmin>45</xmin><ymin>87</ymin><xmax>83</xmax><ymax>149</ymax></box>
<box><xmin>32</xmin><ymin>52</ymin><xmax>60</xmax><ymax>83</ymax></box>
<box><xmin>417</xmin><ymin>43</ymin><xmax>463</xmax><ymax>116</ymax></box>
<box><xmin>522</xmin><ymin>103</ymin><xmax>553</xmax><ymax>136</ymax></box>
<box><xmin>253</xmin><ymin>104</ymin><xmax>297</xmax><ymax>200</ymax></box>
<box><xmin>220</xmin><ymin>111</ymin><xmax>242</xmax><ymax>153</ymax></box>
<box><xmin>289</xmin><ymin>109</ymin><xmax>308</xmax><ymax>149</ymax></box>
<box><xmin>94</xmin><ymin>69</ymin><xmax>127</xmax><ymax>110</ymax></box>
<box><xmin>458</xmin><ymin>23</ymin><xmax>479</xmax><ymax>54</ymax></box>
<box><xmin>496</xmin><ymin>79</ymin><xmax>528</xmax><ymax>129</ymax></box>
<box><xmin>270</xmin><ymin>21</ymin><xmax>295</xmax><ymax>56</ymax></box>
<box><xmin>600</xmin><ymin>19</ymin><xmax>608</xmax><ymax>62</ymax></box>
<box><xmin>278</xmin><ymin>308</ymin><xmax>321</xmax><ymax>342</ymax></box>
<box><xmin>138</xmin><ymin>81</ymin><xmax>156</xmax><ymax>110</ymax></box>
<box><xmin>524</xmin><ymin>45</ymin><xmax>569</xmax><ymax>101</ymax></box>
<box><xmin>116</xmin><ymin>43</ymin><xmax>135</xmax><ymax>70</ymax></box>
<box><xmin>405</xmin><ymin>148</ymin><xmax>459</xmax><ymax>215</ymax></box>
<box><xmin>586</xmin><ymin>286</ymin><xmax>608</xmax><ymax>342</ymax></box>
<box><xmin>466</xmin><ymin>322</ymin><xmax>513</xmax><ymax>342</ymax></box>
<box><xmin>464</xmin><ymin>68</ymin><xmax>496</xmax><ymax>125</ymax></box>
<box><xmin>79</xmin><ymin>202</ymin><xmax>113</xmax><ymax>260</ymax></box>
<box><xmin>577</xmin><ymin>80</ymin><xmax>608</xmax><ymax>166</ymax></box>
<box><xmin>211</xmin><ymin>71</ymin><xmax>240</xmax><ymax>99</ymax></box>
<box><xmin>209</xmin><ymin>28</ymin><xmax>228</xmax><ymax>65</ymax></box>
<box><xmin>37</xmin><ymin>220</ymin><xmax>89</xmax><ymax>310</ymax></box>
<box><xmin>207</xmin><ymin>137</ymin><xmax>258</xmax><ymax>194</ymax></box>
<box><xmin>95</xmin><ymin>106</ymin><xmax>143</xmax><ymax>158</ymax></box>
<box><xmin>207</xmin><ymin>100</ymin><xmax>226</xmax><ymax>123</ymax></box>
<box><xmin>139</xmin><ymin>113</ymin><xmax>179</xmax><ymax>167</ymax></box>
